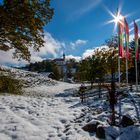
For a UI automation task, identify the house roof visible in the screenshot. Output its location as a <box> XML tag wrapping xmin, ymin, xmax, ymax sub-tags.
<box><xmin>53</xmin><ymin>58</ymin><xmax>64</xmax><ymax>62</ymax></box>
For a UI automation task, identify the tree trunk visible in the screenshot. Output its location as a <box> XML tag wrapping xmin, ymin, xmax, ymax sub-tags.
<box><xmin>90</xmin><ymin>80</ymin><xmax>93</xmax><ymax>89</ymax></box>
<box><xmin>109</xmin><ymin>71</ymin><xmax>116</xmax><ymax>125</ymax></box>
<box><xmin>98</xmin><ymin>82</ymin><xmax>101</xmax><ymax>98</ymax></box>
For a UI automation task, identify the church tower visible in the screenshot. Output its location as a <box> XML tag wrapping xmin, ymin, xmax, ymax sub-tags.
<box><xmin>62</xmin><ymin>52</ymin><xmax>67</xmax><ymax>82</ymax></box>
<box><xmin>63</xmin><ymin>53</ymin><xmax>65</xmax><ymax>61</ymax></box>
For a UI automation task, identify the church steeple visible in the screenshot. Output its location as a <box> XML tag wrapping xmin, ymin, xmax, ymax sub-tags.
<box><xmin>63</xmin><ymin>53</ymin><xmax>65</xmax><ymax>61</ymax></box>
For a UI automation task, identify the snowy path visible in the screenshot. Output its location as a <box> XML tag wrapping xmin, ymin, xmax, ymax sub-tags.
<box><xmin>1</xmin><ymin>84</ymin><xmax>140</xmax><ymax>140</ymax></box>
<box><xmin>0</xmin><ymin>82</ymin><xmax>94</xmax><ymax>140</ymax></box>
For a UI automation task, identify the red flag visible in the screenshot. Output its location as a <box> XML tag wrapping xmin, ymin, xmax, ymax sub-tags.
<box><xmin>134</xmin><ymin>21</ymin><xmax>139</xmax><ymax>61</ymax></box>
<box><xmin>124</xmin><ymin>18</ymin><xmax>130</xmax><ymax>59</ymax></box>
<box><xmin>118</xmin><ymin>20</ymin><xmax>125</xmax><ymax>58</ymax></box>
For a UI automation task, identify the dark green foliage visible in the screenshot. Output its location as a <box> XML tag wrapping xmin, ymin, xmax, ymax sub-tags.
<box><xmin>65</xmin><ymin>58</ymin><xmax>78</xmax><ymax>79</ymax></box>
<box><xmin>0</xmin><ymin>76</ymin><xmax>23</xmax><ymax>95</ymax></box>
<box><xmin>129</xmin><ymin>38</ymin><xmax>140</xmax><ymax>83</ymax></box>
<box><xmin>27</xmin><ymin>60</ymin><xmax>61</xmax><ymax>80</ymax></box>
<box><xmin>75</xmin><ymin>35</ymin><xmax>134</xmax><ymax>84</ymax></box>
<box><xmin>75</xmin><ymin>50</ymin><xmax>107</xmax><ymax>84</ymax></box>
<box><xmin>0</xmin><ymin>0</ymin><xmax>54</xmax><ymax>61</ymax></box>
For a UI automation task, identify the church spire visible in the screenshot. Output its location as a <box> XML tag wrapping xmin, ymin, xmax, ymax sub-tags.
<box><xmin>63</xmin><ymin>52</ymin><xmax>65</xmax><ymax>61</ymax></box>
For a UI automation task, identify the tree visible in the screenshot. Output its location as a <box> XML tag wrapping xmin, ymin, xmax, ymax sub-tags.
<box><xmin>51</xmin><ymin>63</ymin><xmax>61</xmax><ymax>80</ymax></box>
<box><xmin>75</xmin><ymin>58</ymin><xmax>91</xmax><ymax>82</ymax></box>
<box><xmin>75</xmin><ymin>48</ymin><xmax>107</xmax><ymax>87</ymax></box>
<box><xmin>66</xmin><ymin>58</ymin><xmax>76</xmax><ymax>79</ymax></box>
<box><xmin>129</xmin><ymin>38</ymin><xmax>140</xmax><ymax>83</ymax></box>
<box><xmin>0</xmin><ymin>0</ymin><xmax>54</xmax><ymax>61</ymax></box>
<box><xmin>27</xmin><ymin>60</ymin><xmax>61</xmax><ymax>80</ymax></box>
<box><xmin>105</xmin><ymin>36</ymin><xmax>133</xmax><ymax>125</ymax></box>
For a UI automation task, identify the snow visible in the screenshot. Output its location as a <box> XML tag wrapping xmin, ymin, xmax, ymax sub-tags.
<box><xmin>0</xmin><ymin>66</ymin><xmax>140</xmax><ymax>140</ymax></box>
<box><xmin>0</xmin><ymin>92</ymin><xmax>87</xmax><ymax>140</ymax></box>
<box><xmin>116</xmin><ymin>126</ymin><xmax>140</xmax><ymax>140</ymax></box>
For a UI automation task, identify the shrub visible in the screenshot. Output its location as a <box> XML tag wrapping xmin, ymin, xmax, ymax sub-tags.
<box><xmin>0</xmin><ymin>67</ymin><xmax>10</xmax><ymax>72</ymax></box>
<box><xmin>0</xmin><ymin>76</ymin><xmax>23</xmax><ymax>95</ymax></box>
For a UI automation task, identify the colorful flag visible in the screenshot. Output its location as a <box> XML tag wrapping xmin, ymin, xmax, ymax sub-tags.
<box><xmin>134</xmin><ymin>21</ymin><xmax>139</xmax><ymax>61</ymax></box>
<box><xmin>124</xmin><ymin>18</ymin><xmax>130</xmax><ymax>59</ymax></box>
<box><xmin>118</xmin><ymin>20</ymin><xmax>125</xmax><ymax>58</ymax></box>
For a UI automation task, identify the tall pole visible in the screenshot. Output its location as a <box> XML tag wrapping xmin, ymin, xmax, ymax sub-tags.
<box><xmin>117</xmin><ymin>8</ymin><xmax>122</xmax><ymax>124</ymax></box>
<box><xmin>135</xmin><ymin>56</ymin><xmax>138</xmax><ymax>92</ymax></box>
<box><xmin>126</xmin><ymin>52</ymin><xmax>129</xmax><ymax>90</ymax></box>
<box><xmin>118</xmin><ymin>23</ymin><xmax>121</xmax><ymax>123</ymax></box>
<box><xmin>125</xmin><ymin>29</ymin><xmax>129</xmax><ymax>91</ymax></box>
<box><xmin>118</xmin><ymin>56</ymin><xmax>121</xmax><ymax>88</ymax></box>
<box><xmin>117</xmin><ymin>9</ymin><xmax>121</xmax><ymax>89</ymax></box>
<box><xmin>134</xmin><ymin>20</ymin><xmax>139</xmax><ymax>92</ymax></box>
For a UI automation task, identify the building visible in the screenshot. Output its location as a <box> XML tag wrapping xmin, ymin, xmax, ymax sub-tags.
<box><xmin>53</xmin><ymin>53</ymin><xmax>67</xmax><ymax>81</ymax></box>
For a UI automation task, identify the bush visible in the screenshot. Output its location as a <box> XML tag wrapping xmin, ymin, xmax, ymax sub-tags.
<box><xmin>0</xmin><ymin>76</ymin><xmax>23</xmax><ymax>95</ymax></box>
<box><xmin>0</xmin><ymin>67</ymin><xmax>10</xmax><ymax>72</ymax></box>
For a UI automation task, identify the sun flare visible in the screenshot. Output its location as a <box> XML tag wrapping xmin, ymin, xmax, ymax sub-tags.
<box><xmin>113</xmin><ymin>14</ymin><xmax>124</xmax><ymax>24</ymax></box>
<box><xmin>105</xmin><ymin>6</ymin><xmax>129</xmax><ymax>32</ymax></box>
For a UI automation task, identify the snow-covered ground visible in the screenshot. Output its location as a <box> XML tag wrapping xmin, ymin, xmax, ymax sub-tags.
<box><xmin>0</xmin><ymin>66</ymin><xmax>140</xmax><ymax>140</ymax></box>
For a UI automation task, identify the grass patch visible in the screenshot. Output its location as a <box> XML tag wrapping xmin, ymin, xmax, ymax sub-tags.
<box><xmin>0</xmin><ymin>76</ymin><xmax>23</xmax><ymax>95</ymax></box>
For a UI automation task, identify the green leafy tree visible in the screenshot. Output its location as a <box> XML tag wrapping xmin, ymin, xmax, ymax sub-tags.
<box><xmin>104</xmin><ymin>36</ymin><xmax>133</xmax><ymax>82</ymax></box>
<box><xmin>76</xmin><ymin>58</ymin><xmax>91</xmax><ymax>82</ymax></box>
<box><xmin>27</xmin><ymin>60</ymin><xmax>61</xmax><ymax>80</ymax></box>
<box><xmin>75</xmin><ymin>49</ymin><xmax>107</xmax><ymax>87</ymax></box>
<box><xmin>65</xmin><ymin>59</ymin><xmax>75</xmax><ymax>79</ymax></box>
<box><xmin>66</xmin><ymin>63</ymin><xmax>72</xmax><ymax>78</ymax></box>
<box><xmin>0</xmin><ymin>0</ymin><xmax>54</xmax><ymax>60</ymax></box>
<box><xmin>51</xmin><ymin>63</ymin><xmax>61</xmax><ymax>80</ymax></box>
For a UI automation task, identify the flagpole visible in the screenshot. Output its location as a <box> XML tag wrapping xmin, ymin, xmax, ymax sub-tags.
<box><xmin>118</xmin><ymin>26</ymin><xmax>121</xmax><ymax>123</ymax></box>
<box><xmin>116</xmin><ymin>8</ymin><xmax>122</xmax><ymax>124</ymax></box>
<box><xmin>126</xmin><ymin>52</ymin><xmax>129</xmax><ymax>91</ymax></box>
<box><xmin>134</xmin><ymin>20</ymin><xmax>139</xmax><ymax>92</ymax></box>
<box><xmin>135</xmin><ymin>58</ymin><xmax>138</xmax><ymax>92</ymax></box>
<box><xmin>117</xmin><ymin>8</ymin><xmax>121</xmax><ymax>89</ymax></box>
<box><xmin>118</xmin><ymin>56</ymin><xmax>121</xmax><ymax>88</ymax></box>
<box><xmin>124</xmin><ymin>21</ymin><xmax>129</xmax><ymax>91</ymax></box>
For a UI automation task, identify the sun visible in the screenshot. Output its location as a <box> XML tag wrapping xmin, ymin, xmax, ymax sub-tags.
<box><xmin>113</xmin><ymin>14</ymin><xmax>124</xmax><ymax>24</ymax></box>
<box><xmin>105</xmin><ymin>7</ymin><xmax>128</xmax><ymax>33</ymax></box>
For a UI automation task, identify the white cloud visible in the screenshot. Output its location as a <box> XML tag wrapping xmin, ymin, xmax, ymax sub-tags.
<box><xmin>0</xmin><ymin>32</ymin><xmax>65</xmax><ymax>66</ymax></box>
<box><xmin>75</xmin><ymin>39</ymin><xmax>87</xmax><ymax>46</ymax></box>
<box><xmin>30</xmin><ymin>32</ymin><xmax>63</xmax><ymax>60</ymax></box>
<box><xmin>0</xmin><ymin>43</ymin><xmax>114</xmax><ymax>66</ymax></box>
<box><xmin>129</xmin><ymin>34</ymin><xmax>134</xmax><ymax>42</ymax></box>
<box><xmin>66</xmin><ymin>55</ymin><xmax>81</xmax><ymax>62</ymax></box>
<box><xmin>70</xmin><ymin>39</ymin><xmax>87</xmax><ymax>49</ymax></box>
<box><xmin>82</xmin><ymin>45</ymin><xmax>108</xmax><ymax>58</ymax></box>
<box><xmin>0</xmin><ymin>50</ymin><xmax>27</xmax><ymax>66</ymax></box>
<box><xmin>94</xmin><ymin>45</ymin><xmax>108</xmax><ymax>51</ymax></box>
<box><xmin>129</xmin><ymin>33</ymin><xmax>140</xmax><ymax>42</ymax></box>
<box><xmin>0</xmin><ymin>32</ymin><xmax>88</xmax><ymax>66</ymax></box>
<box><xmin>82</xmin><ymin>49</ymin><xmax>94</xmax><ymax>58</ymax></box>
<box><xmin>30</xmin><ymin>56</ymin><xmax>44</xmax><ymax>63</ymax></box>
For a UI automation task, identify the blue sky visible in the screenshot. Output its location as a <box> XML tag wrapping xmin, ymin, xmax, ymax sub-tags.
<box><xmin>44</xmin><ymin>0</ymin><xmax>140</xmax><ymax>56</ymax></box>
<box><xmin>1</xmin><ymin>0</ymin><xmax>140</xmax><ymax>66</ymax></box>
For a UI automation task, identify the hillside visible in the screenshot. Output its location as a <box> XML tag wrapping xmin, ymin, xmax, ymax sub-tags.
<box><xmin>0</xmin><ymin>66</ymin><xmax>140</xmax><ymax>140</ymax></box>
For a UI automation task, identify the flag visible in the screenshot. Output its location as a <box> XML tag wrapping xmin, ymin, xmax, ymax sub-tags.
<box><xmin>134</xmin><ymin>21</ymin><xmax>139</xmax><ymax>61</ymax></box>
<box><xmin>118</xmin><ymin>20</ymin><xmax>125</xmax><ymax>58</ymax></box>
<box><xmin>124</xmin><ymin>18</ymin><xmax>130</xmax><ymax>59</ymax></box>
